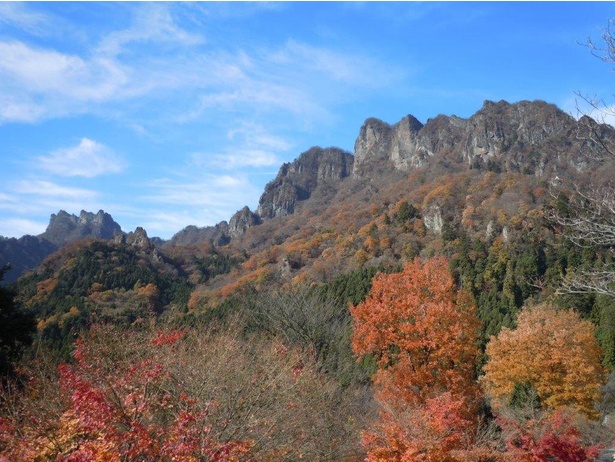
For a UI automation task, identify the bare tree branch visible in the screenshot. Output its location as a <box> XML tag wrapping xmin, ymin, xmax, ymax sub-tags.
<box><xmin>557</xmin><ymin>267</ymin><xmax>615</xmax><ymax>297</ymax></box>
<box><xmin>548</xmin><ymin>183</ymin><xmax>615</xmax><ymax>247</ymax></box>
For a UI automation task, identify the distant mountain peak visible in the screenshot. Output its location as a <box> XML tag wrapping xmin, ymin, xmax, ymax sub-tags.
<box><xmin>0</xmin><ymin>209</ymin><xmax>125</xmax><ymax>283</ymax></box>
<box><xmin>41</xmin><ymin>209</ymin><xmax>122</xmax><ymax>247</ymax></box>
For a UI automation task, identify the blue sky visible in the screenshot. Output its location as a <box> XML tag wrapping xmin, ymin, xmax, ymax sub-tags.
<box><xmin>1</xmin><ymin>2</ymin><xmax>615</xmax><ymax>240</ymax></box>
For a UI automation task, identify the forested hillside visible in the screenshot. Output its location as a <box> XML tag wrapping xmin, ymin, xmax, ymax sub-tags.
<box><xmin>2</xmin><ymin>99</ymin><xmax>615</xmax><ymax>460</ymax></box>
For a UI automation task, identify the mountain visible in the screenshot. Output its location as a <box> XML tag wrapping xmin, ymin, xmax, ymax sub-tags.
<box><xmin>256</xmin><ymin>146</ymin><xmax>354</xmax><ymax>219</ymax></box>
<box><xmin>0</xmin><ymin>210</ymin><xmax>124</xmax><ymax>283</ymax></box>
<box><xmin>170</xmin><ymin>99</ymin><xmax>613</xmax><ymax>249</ymax></box>
<box><xmin>8</xmin><ymin>99</ymin><xmax>615</xmax><ymax>331</ymax></box>
<box><xmin>41</xmin><ymin>210</ymin><xmax>122</xmax><ymax>247</ymax></box>
<box><xmin>0</xmin><ymin>235</ymin><xmax>57</xmax><ymax>284</ymax></box>
<box><xmin>7</xmin><ymin>99</ymin><xmax>615</xmax><ymax>462</ymax></box>
<box><xmin>6</xmin><ymin>100</ymin><xmax>614</xmax><ymax>288</ymax></box>
<box><xmin>8</xmin><ymin>97</ymin><xmax>615</xmax><ymax>387</ymax></box>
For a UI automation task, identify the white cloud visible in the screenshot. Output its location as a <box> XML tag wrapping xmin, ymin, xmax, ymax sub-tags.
<box><xmin>0</xmin><ymin>94</ymin><xmax>45</xmax><ymax>123</ymax></box>
<box><xmin>0</xmin><ymin>41</ymin><xmax>136</xmax><ymax>122</ymax></box>
<box><xmin>227</xmin><ymin>124</ymin><xmax>291</xmax><ymax>151</ymax></box>
<box><xmin>38</xmin><ymin>138</ymin><xmax>125</xmax><ymax>178</ymax></box>
<box><xmin>0</xmin><ymin>181</ymin><xmax>104</xmax><ymax>227</ymax></box>
<box><xmin>0</xmin><ymin>2</ymin><xmax>50</xmax><ymax>35</ymax></box>
<box><xmin>0</xmin><ymin>218</ymin><xmax>47</xmax><ymax>238</ymax></box>
<box><xmin>560</xmin><ymin>95</ymin><xmax>615</xmax><ymax>129</ymax></box>
<box><xmin>145</xmin><ymin>174</ymin><xmax>258</xmax><ymax>208</ymax></box>
<box><xmin>273</xmin><ymin>40</ymin><xmax>396</xmax><ymax>87</ymax></box>
<box><xmin>0</xmin><ymin>5</ymin><xmax>206</xmax><ymax>123</ymax></box>
<box><xmin>0</xmin><ymin>3</ymin><xmax>405</xmax><ymax>127</ymax></box>
<box><xmin>13</xmin><ymin>180</ymin><xmax>99</xmax><ymax>199</ymax></box>
<box><xmin>0</xmin><ymin>41</ymin><xmax>131</xmax><ymax>99</ymax></box>
<box><xmin>96</xmin><ymin>3</ymin><xmax>204</xmax><ymax>58</ymax></box>
<box><xmin>190</xmin><ymin>123</ymin><xmax>291</xmax><ymax>169</ymax></box>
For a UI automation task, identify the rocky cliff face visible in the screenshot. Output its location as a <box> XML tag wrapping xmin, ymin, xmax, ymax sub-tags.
<box><xmin>40</xmin><ymin>210</ymin><xmax>122</xmax><ymax>247</ymax></box>
<box><xmin>459</xmin><ymin>100</ymin><xmax>581</xmax><ymax>174</ymax></box>
<box><xmin>114</xmin><ymin>226</ymin><xmax>152</xmax><ymax>249</ymax></box>
<box><xmin>353</xmin><ymin>115</ymin><xmax>427</xmax><ymax>176</ymax></box>
<box><xmin>8</xmin><ymin>99</ymin><xmax>615</xmax><ymax>278</ymax></box>
<box><xmin>170</xmin><ymin>99</ymin><xmax>614</xmax><ymax>248</ymax></box>
<box><xmin>353</xmin><ymin>100</ymin><xmax>612</xmax><ymax>178</ymax></box>
<box><xmin>229</xmin><ymin>206</ymin><xmax>261</xmax><ymax>239</ymax></box>
<box><xmin>257</xmin><ymin>146</ymin><xmax>353</xmax><ymax>219</ymax></box>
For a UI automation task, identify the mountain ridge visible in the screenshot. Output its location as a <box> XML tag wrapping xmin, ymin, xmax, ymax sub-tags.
<box><xmin>3</xmin><ymin>99</ymin><xmax>613</xmax><ymax>283</ymax></box>
<box><xmin>169</xmin><ymin>98</ymin><xmax>613</xmax><ymax>246</ymax></box>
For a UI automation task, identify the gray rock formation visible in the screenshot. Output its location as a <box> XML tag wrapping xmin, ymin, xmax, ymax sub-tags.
<box><xmin>116</xmin><ymin>226</ymin><xmax>152</xmax><ymax>250</ymax></box>
<box><xmin>1</xmin><ymin>209</ymin><xmax>124</xmax><ymax>283</ymax></box>
<box><xmin>41</xmin><ymin>210</ymin><xmax>122</xmax><ymax>247</ymax></box>
<box><xmin>257</xmin><ymin>146</ymin><xmax>353</xmax><ymax>219</ymax></box>
<box><xmin>353</xmin><ymin>100</ymin><xmax>613</xmax><ymax>179</ymax></box>
<box><xmin>353</xmin><ymin>115</ymin><xmax>427</xmax><ymax>176</ymax></box>
<box><xmin>229</xmin><ymin>206</ymin><xmax>261</xmax><ymax>239</ymax></box>
<box><xmin>169</xmin><ymin>223</ymin><xmax>231</xmax><ymax>247</ymax></box>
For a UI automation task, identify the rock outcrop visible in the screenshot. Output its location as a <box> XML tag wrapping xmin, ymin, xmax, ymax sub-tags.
<box><xmin>1</xmin><ymin>209</ymin><xmax>124</xmax><ymax>283</ymax></box>
<box><xmin>169</xmin><ymin>223</ymin><xmax>231</xmax><ymax>247</ymax></box>
<box><xmin>7</xmin><ymin>99</ymin><xmax>615</xmax><ymax>277</ymax></box>
<box><xmin>41</xmin><ymin>210</ymin><xmax>122</xmax><ymax>247</ymax></box>
<box><xmin>115</xmin><ymin>226</ymin><xmax>152</xmax><ymax>250</ymax></box>
<box><xmin>228</xmin><ymin>206</ymin><xmax>260</xmax><ymax>239</ymax></box>
<box><xmin>353</xmin><ymin>115</ymin><xmax>427</xmax><ymax>176</ymax></box>
<box><xmin>257</xmin><ymin>146</ymin><xmax>353</xmax><ymax>219</ymax></box>
<box><xmin>353</xmin><ymin>100</ymin><xmax>613</xmax><ymax>179</ymax></box>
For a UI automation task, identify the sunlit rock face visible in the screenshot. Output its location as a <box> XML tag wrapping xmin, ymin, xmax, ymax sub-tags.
<box><xmin>229</xmin><ymin>206</ymin><xmax>260</xmax><ymax>239</ymax></box>
<box><xmin>42</xmin><ymin>209</ymin><xmax>122</xmax><ymax>247</ymax></box>
<box><xmin>352</xmin><ymin>100</ymin><xmax>613</xmax><ymax>179</ymax></box>
<box><xmin>257</xmin><ymin>146</ymin><xmax>353</xmax><ymax>219</ymax></box>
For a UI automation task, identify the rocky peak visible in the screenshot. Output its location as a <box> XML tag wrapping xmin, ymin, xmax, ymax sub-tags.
<box><xmin>257</xmin><ymin>146</ymin><xmax>353</xmax><ymax>219</ymax></box>
<box><xmin>461</xmin><ymin>100</ymin><xmax>573</xmax><ymax>164</ymax></box>
<box><xmin>127</xmin><ymin>227</ymin><xmax>151</xmax><ymax>249</ymax></box>
<box><xmin>353</xmin><ymin>114</ymin><xmax>428</xmax><ymax>176</ymax></box>
<box><xmin>352</xmin><ymin>100</ymin><xmax>613</xmax><ymax>179</ymax></box>
<box><xmin>40</xmin><ymin>209</ymin><xmax>122</xmax><ymax>247</ymax></box>
<box><xmin>229</xmin><ymin>206</ymin><xmax>260</xmax><ymax>239</ymax></box>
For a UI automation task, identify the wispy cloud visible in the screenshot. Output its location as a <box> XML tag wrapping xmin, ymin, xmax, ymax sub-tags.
<box><xmin>190</xmin><ymin>123</ymin><xmax>291</xmax><ymax>169</ymax></box>
<box><xmin>37</xmin><ymin>138</ymin><xmax>126</xmax><ymax>178</ymax></box>
<box><xmin>561</xmin><ymin>95</ymin><xmax>615</xmax><ymax>127</ymax></box>
<box><xmin>0</xmin><ymin>2</ymin><xmax>51</xmax><ymax>36</ymax></box>
<box><xmin>0</xmin><ymin>40</ymin><xmax>133</xmax><ymax>122</ymax></box>
<box><xmin>0</xmin><ymin>180</ymin><xmax>103</xmax><ymax>220</ymax></box>
<box><xmin>13</xmin><ymin>180</ymin><xmax>99</xmax><ymax>199</ymax></box>
<box><xmin>96</xmin><ymin>3</ymin><xmax>204</xmax><ymax>58</ymax></box>
<box><xmin>0</xmin><ymin>217</ymin><xmax>48</xmax><ymax>238</ymax></box>
<box><xmin>0</xmin><ymin>2</ymin><xmax>406</xmax><ymax>128</ymax></box>
<box><xmin>272</xmin><ymin>40</ymin><xmax>403</xmax><ymax>88</ymax></box>
<box><xmin>144</xmin><ymin>174</ymin><xmax>259</xmax><ymax>208</ymax></box>
<box><xmin>0</xmin><ymin>4</ymin><xmax>202</xmax><ymax>123</ymax></box>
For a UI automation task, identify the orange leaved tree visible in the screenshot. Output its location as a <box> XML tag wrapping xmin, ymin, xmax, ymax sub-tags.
<box><xmin>482</xmin><ymin>303</ymin><xmax>605</xmax><ymax>419</ymax></box>
<box><xmin>351</xmin><ymin>256</ymin><xmax>481</xmax><ymax>461</ymax></box>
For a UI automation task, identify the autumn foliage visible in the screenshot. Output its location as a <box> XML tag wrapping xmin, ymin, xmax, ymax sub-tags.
<box><xmin>0</xmin><ymin>322</ymin><xmax>367</xmax><ymax>461</ymax></box>
<box><xmin>351</xmin><ymin>257</ymin><xmax>482</xmax><ymax>461</ymax></box>
<box><xmin>496</xmin><ymin>410</ymin><xmax>603</xmax><ymax>462</ymax></box>
<box><xmin>0</xmin><ymin>326</ymin><xmax>251</xmax><ymax>461</ymax></box>
<box><xmin>482</xmin><ymin>303</ymin><xmax>605</xmax><ymax>418</ymax></box>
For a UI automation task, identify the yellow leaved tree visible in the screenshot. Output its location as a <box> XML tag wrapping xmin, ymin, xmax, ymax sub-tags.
<box><xmin>482</xmin><ymin>303</ymin><xmax>605</xmax><ymax>418</ymax></box>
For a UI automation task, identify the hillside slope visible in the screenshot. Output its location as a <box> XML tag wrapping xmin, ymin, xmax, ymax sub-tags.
<box><xmin>9</xmin><ymin>99</ymin><xmax>615</xmax><ymax>361</ymax></box>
